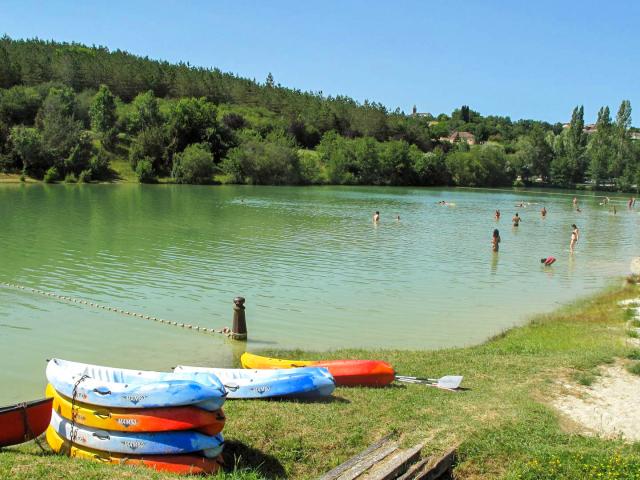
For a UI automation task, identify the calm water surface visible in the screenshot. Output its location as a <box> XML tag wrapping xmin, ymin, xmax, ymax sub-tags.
<box><xmin>1</xmin><ymin>184</ymin><xmax>638</xmax><ymax>402</ymax></box>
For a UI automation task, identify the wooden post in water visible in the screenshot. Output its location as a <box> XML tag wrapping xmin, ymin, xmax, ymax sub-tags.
<box><xmin>231</xmin><ymin>296</ymin><xmax>247</xmax><ymax>340</ymax></box>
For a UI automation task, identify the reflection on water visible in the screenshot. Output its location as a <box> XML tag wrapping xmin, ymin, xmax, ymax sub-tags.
<box><xmin>490</xmin><ymin>253</ymin><xmax>499</xmax><ymax>274</ymax></box>
<box><xmin>0</xmin><ymin>184</ymin><xmax>636</xmax><ymax>402</ymax></box>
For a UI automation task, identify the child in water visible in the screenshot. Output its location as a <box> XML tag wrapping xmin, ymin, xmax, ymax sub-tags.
<box><xmin>373</xmin><ymin>211</ymin><xmax>380</xmax><ymax>223</ymax></box>
<box><xmin>540</xmin><ymin>256</ymin><xmax>556</xmax><ymax>266</ymax></box>
<box><xmin>570</xmin><ymin>224</ymin><xmax>579</xmax><ymax>253</ymax></box>
<box><xmin>495</xmin><ymin>209</ymin><xmax>500</xmax><ymax>220</ymax></box>
<box><xmin>492</xmin><ymin>229</ymin><xmax>501</xmax><ymax>252</ymax></box>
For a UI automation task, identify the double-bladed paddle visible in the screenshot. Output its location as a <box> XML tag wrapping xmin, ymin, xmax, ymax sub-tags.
<box><xmin>395</xmin><ymin>375</ymin><xmax>463</xmax><ymax>390</ymax></box>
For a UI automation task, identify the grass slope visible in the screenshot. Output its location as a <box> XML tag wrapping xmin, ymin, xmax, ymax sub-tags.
<box><xmin>2</xmin><ymin>284</ymin><xmax>640</xmax><ymax>479</ymax></box>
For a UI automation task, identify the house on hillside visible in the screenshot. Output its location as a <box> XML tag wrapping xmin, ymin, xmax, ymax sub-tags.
<box><xmin>630</xmin><ymin>132</ymin><xmax>640</xmax><ymax>141</ymax></box>
<box><xmin>439</xmin><ymin>131</ymin><xmax>476</xmax><ymax>145</ymax></box>
<box><xmin>561</xmin><ymin>123</ymin><xmax>598</xmax><ymax>134</ymax></box>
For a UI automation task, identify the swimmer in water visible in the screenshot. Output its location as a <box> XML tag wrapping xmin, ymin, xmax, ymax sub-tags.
<box><xmin>570</xmin><ymin>224</ymin><xmax>579</xmax><ymax>253</ymax></box>
<box><xmin>540</xmin><ymin>256</ymin><xmax>556</xmax><ymax>266</ymax></box>
<box><xmin>492</xmin><ymin>229</ymin><xmax>501</xmax><ymax>252</ymax></box>
<box><xmin>512</xmin><ymin>212</ymin><xmax>521</xmax><ymax>227</ymax></box>
<box><xmin>541</xmin><ymin>206</ymin><xmax>547</xmax><ymax>218</ymax></box>
<box><xmin>373</xmin><ymin>211</ymin><xmax>380</xmax><ymax>223</ymax></box>
<box><xmin>573</xmin><ymin>197</ymin><xmax>578</xmax><ymax>208</ymax></box>
<box><xmin>495</xmin><ymin>209</ymin><xmax>501</xmax><ymax>220</ymax></box>
<box><xmin>396</xmin><ymin>215</ymin><xmax>400</xmax><ymax>222</ymax></box>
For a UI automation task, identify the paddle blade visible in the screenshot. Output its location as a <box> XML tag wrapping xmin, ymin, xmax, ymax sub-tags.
<box><xmin>436</xmin><ymin>375</ymin><xmax>463</xmax><ymax>390</ymax></box>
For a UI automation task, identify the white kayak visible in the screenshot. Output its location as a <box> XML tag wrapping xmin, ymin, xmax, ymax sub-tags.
<box><xmin>46</xmin><ymin>358</ymin><xmax>226</xmax><ymax>410</ymax></box>
<box><xmin>174</xmin><ymin>366</ymin><xmax>335</xmax><ymax>399</ymax></box>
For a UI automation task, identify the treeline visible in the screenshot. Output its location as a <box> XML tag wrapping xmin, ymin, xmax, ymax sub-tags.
<box><xmin>0</xmin><ymin>36</ymin><xmax>638</xmax><ymax>188</ymax></box>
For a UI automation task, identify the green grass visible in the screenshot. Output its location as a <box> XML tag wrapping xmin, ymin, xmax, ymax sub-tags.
<box><xmin>627</xmin><ymin>362</ymin><xmax>640</xmax><ymax>376</ymax></box>
<box><xmin>109</xmin><ymin>158</ymin><xmax>137</xmax><ymax>183</ymax></box>
<box><xmin>2</xmin><ymin>284</ymin><xmax>640</xmax><ymax>479</ymax></box>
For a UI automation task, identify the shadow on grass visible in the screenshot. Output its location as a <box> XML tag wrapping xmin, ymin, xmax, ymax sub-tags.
<box><xmin>223</xmin><ymin>440</ymin><xmax>287</xmax><ymax>478</ymax></box>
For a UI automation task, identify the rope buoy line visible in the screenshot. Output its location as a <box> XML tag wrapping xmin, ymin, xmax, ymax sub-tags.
<box><xmin>0</xmin><ymin>282</ymin><xmax>232</xmax><ymax>337</ymax></box>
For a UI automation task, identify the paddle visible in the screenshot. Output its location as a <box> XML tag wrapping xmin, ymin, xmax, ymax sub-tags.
<box><xmin>395</xmin><ymin>375</ymin><xmax>463</xmax><ymax>390</ymax></box>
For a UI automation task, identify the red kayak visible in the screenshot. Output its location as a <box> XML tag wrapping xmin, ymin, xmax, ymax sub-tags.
<box><xmin>241</xmin><ymin>353</ymin><xmax>396</xmax><ymax>386</ymax></box>
<box><xmin>312</xmin><ymin>359</ymin><xmax>396</xmax><ymax>386</ymax></box>
<box><xmin>0</xmin><ymin>398</ymin><xmax>53</xmax><ymax>447</ymax></box>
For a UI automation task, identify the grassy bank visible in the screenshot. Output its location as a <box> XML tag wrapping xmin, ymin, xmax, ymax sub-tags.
<box><xmin>2</xmin><ymin>283</ymin><xmax>640</xmax><ymax>479</ymax></box>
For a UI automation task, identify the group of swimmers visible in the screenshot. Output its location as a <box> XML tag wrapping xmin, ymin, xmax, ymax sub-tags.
<box><xmin>491</xmin><ymin>203</ymin><xmax>581</xmax><ymax>262</ymax></box>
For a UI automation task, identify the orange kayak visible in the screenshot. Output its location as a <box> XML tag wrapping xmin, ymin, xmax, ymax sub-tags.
<box><xmin>46</xmin><ymin>427</ymin><xmax>223</xmax><ymax>475</ymax></box>
<box><xmin>46</xmin><ymin>384</ymin><xmax>225</xmax><ymax>435</ymax></box>
<box><xmin>240</xmin><ymin>352</ymin><xmax>395</xmax><ymax>386</ymax></box>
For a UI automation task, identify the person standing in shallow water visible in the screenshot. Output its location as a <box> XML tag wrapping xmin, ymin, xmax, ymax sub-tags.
<box><xmin>492</xmin><ymin>229</ymin><xmax>501</xmax><ymax>252</ymax></box>
<box><xmin>541</xmin><ymin>206</ymin><xmax>547</xmax><ymax>218</ymax></box>
<box><xmin>373</xmin><ymin>211</ymin><xmax>380</xmax><ymax>223</ymax></box>
<box><xmin>495</xmin><ymin>209</ymin><xmax>501</xmax><ymax>220</ymax></box>
<box><xmin>512</xmin><ymin>212</ymin><xmax>521</xmax><ymax>227</ymax></box>
<box><xmin>570</xmin><ymin>224</ymin><xmax>579</xmax><ymax>253</ymax></box>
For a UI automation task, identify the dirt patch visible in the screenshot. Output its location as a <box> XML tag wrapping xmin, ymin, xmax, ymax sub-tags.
<box><xmin>553</xmin><ymin>363</ymin><xmax>640</xmax><ymax>441</ymax></box>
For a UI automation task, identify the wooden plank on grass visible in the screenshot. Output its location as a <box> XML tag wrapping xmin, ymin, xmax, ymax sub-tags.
<box><xmin>360</xmin><ymin>441</ymin><xmax>426</xmax><ymax>480</ymax></box>
<box><xmin>317</xmin><ymin>434</ymin><xmax>398</xmax><ymax>480</ymax></box>
<box><xmin>395</xmin><ymin>457</ymin><xmax>433</xmax><ymax>480</ymax></box>
<box><xmin>412</xmin><ymin>446</ymin><xmax>457</xmax><ymax>480</ymax></box>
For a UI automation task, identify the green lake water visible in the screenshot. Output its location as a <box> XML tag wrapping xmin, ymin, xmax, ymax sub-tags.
<box><xmin>1</xmin><ymin>184</ymin><xmax>638</xmax><ymax>403</ymax></box>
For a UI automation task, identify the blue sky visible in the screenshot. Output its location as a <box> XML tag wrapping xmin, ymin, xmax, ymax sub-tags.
<box><xmin>2</xmin><ymin>0</ymin><xmax>638</xmax><ymax>123</ymax></box>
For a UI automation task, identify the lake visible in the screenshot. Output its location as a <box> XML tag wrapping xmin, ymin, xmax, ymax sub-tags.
<box><xmin>1</xmin><ymin>184</ymin><xmax>637</xmax><ymax>403</ymax></box>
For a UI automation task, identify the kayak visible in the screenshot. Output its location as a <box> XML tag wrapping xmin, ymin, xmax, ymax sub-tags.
<box><xmin>240</xmin><ymin>353</ymin><xmax>395</xmax><ymax>387</ymax></box>
<box><xmin>49</xmin><ymin>409</ymin><xmax>224</xmax><ymax>457</ymax></box>
<box><xmin>0</xmin><ymin>397</ymin><xmax>53</xmax><ymax>447</ymax></box>
<box><xmin>46</xmin><ymin>427</ymin><xmax>222</xmax><ymax>475</ymax></box>
<box><xmin>174</xmin><ymin>366</ymin><xmax>335</xmax><ymax>399</ymax></box>
<box><xmin>46</xmin><ymin>384</ymin><xmax>225</xmax><ymax>435</ymax></box>
<box><xmin>46</xmin><ymin>358</ymin><xmax>226</xmax><ymax>410</ymax></box>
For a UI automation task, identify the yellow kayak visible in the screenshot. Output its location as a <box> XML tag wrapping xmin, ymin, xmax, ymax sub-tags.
<box><xmin>240</xmin><ymin>352</ymin><xmax>314</xmax><ymax>369</ymax></box>
<box><xmin>46</xmin><ymin>384</ymin><xmax>225</xmax><ymax>435</ymax></box>
<box><xmin>240</xmin><ymin>352</ymin><xmax>396</xmax><ymax>386</ymax></box>
<box><xmin>45</xmin><ymin>427</ymin><xmax>222</xmax><ymax>475</ymax></box>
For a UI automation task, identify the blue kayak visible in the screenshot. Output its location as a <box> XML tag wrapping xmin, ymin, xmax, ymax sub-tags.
<box><xmin>46</xmin><ymin>359</ymin><xmax>226</xmax><ymax>410</ymax></box>
<box><xmin>174</xmin><ymin>366</ymin><xmax>335</xmax><ymax>399</ymax></box>
<box><xmin>50</xmin><ymin>410</ymin><xmax>224</xmax><ymax>457</ymax></box>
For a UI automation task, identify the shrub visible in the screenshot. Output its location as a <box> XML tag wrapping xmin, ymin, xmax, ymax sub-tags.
<box><xmin>222</xmin><ymin>139</ymin><xmax>300</xmax><ymax>185</ymax></box>
<box><xmin>64</xmin><ymin>172</ymin><xmax>77</xmax><ymax>183</ymax></box>
<box><xmin>78</xmin><ymin>169</ymin><xmax>92</xmax><ymax>183</ymax></box>
<box><xmin>89</xmin><ymin>148</ymin><xmax>111</xmax><ymax>180</ymax></box>
<box><xmin>171</xmin><ymin>143</ymin><xmax>214</xmax><ymax>184</ymax></box>
<box><xmin>135</xmin><ymin>158</ymin><xmax>157</xmax><ymax>183</ymax></box>
<box><xmin>43</xmin><ymin>166</ymin><xmax>59</xmax><ymax>183</ymax></box>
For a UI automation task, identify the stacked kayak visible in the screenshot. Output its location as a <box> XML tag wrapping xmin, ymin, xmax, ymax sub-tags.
<box><xmin>241</xmin><ymin>352</ymin><xmax>396</xmax><ymax>387</ymax></box>
<box><xmin>175</xmin><ymin>366</ymin><xmax>336</xmax><ymax>399</ymax></box>
<box><xmin>0</xmin><ymin>397</ymin><xmax>52</xmax><ymax>447</ymax></box>
<box><xmin>45</xmin><ymin>359</ymin><xmax>227</xmax><ymax>475</ymax></box>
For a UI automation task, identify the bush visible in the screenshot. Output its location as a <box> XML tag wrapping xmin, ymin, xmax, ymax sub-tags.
<box><xmin>78</xmin><ymin>169</ymin><xmax>92</xmax><ymax>183</ymax></box>
<box><xmin>222</xmin><ymin>138</ymin><xmax>300</xmax><ymax>185</ymax></box>
<box><xmin>135</xmin><ymin>158</ymin><xmax>157</xmax><ymax>183</ymax></box>
<box><xmin>43</xmin><ymin>166</ymin><xmax>59</xmax><ymax>183</ymax></box>
<box><xmin>89</xmin><ymin>148</ymin><xmax>111</xmax><ymax>180</ymax></box>
<box><xmin>172</xmin><ymin>143</ymin><xmax>214</xmax><ymax>184</ymax></box>
<box><xmin>64</xmin><ymin>172</ymin><xmax>77</xmax><ymax>183</ymax></box>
